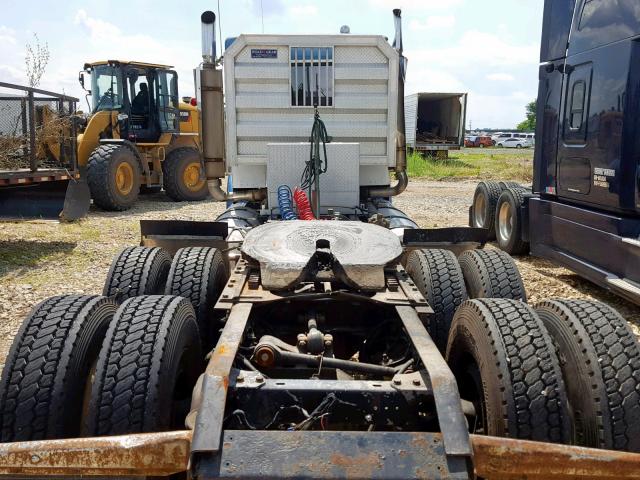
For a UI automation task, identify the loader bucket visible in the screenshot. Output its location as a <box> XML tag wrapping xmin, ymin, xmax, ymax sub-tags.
<box><xmin>0</xmin><ymin>176</ymin><xmax>90</xmax><ymax>221</ymax></box>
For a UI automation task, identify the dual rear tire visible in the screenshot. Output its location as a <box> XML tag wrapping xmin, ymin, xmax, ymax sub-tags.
<box><xmin>471</xmin><ymin>181</ymin><xmax>529</xmax><ymax>255</ymax></box>
<box><xmin>0</xmin><ymin>294</ymin><xmax>202</xmax><ymax>440</ymax></box>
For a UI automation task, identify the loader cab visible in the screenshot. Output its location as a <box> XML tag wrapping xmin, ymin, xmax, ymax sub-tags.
<box><xmin>85</xmin><ymin>61</ymin><xmax>180</xmax><ymax>143</ymax></box>
<box><xmin>535</xmin><ymin>0</ymin><xmax>640</xmax><ymax>215</ymax></box>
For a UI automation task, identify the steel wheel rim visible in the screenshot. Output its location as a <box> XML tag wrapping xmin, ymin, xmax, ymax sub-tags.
<box><xmin>183</xmin><ymin>161</ymin><xmax>205</xmax><ymax>192</ymax></box>
<box><xmin>115</xmin><ymin>162</ymin><xmax>134</xmax><ymax>195</ymax></box>
<box><xmin>473</xmin><ymin>194</ymin><xmax>487</xmax><ymax>227</ymax></box>
<box><xmin>498</xmin><ymin>201</ymin><xmax>514</xmax><ymax>244</ymax></box>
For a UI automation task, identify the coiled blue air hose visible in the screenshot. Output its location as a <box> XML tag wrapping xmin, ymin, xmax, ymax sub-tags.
<box><xmin>277</xmin><ymin>185</ymin><xmax>298</xmax><ymax>220</ymax></box>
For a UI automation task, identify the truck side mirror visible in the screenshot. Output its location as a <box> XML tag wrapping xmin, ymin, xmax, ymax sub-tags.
<box><xmin>78</xmin><ymin>71</ymin><xmax>85</xmax><ymax>89</ymax></box>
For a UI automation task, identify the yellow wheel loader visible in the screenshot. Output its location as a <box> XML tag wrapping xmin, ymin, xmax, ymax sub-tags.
<box><xmin>0</xmin><ymin>62</ymin><xmax>206</xmax><ymax>220</ymax></box>
<box><xmin>78</xmin><ymin>60</ymin><xmax>207</xmax><ymax>210</ymax></box>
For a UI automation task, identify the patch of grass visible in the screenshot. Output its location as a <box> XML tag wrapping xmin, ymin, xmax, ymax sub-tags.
<box><xmin>407</xmin><ymin>148</ymin><xmax>533</xmax><ymax>182</ymax></box>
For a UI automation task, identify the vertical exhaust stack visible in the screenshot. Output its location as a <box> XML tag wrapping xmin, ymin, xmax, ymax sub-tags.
<box><xmin>392</xmin><ymin>8</ymin><xmax>407</xmax><ymax>175</ymax></box>
<box><xmin>200</xmin><ymin>12</ymin><xmax>226</xmax><ymax>187</ymax></box>
<box><xmin>200</xmin><ymin>11</ymin><xmax>266</xmax><ymax>203</ymax></box>
<box><xmin>367</xmin><ymin>8</ymin><xmax>408</xmax><ymax>198</ymax></box>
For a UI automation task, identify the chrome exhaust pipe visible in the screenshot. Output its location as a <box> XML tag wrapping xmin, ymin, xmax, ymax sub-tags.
<box><xmin>368</xmin><ymin>9</ymin><xmax>408</xmax><ymax>198</ymax></box>
<box><xmin>199</xmin><ymin>11</ymin><xmax>265</xmax><ymax>203</ymax></box>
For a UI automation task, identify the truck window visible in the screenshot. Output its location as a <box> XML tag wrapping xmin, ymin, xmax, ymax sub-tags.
<box><xmin>540</xmin><ymin>0</ymin><xmax>575</xmax><ymax>62</ymax></box>
<box><xmin>569</xmin><ymin>0</ymin><xmax>640</xmax><ymax>55</ymax></box>
<box><xmin>290</xmin><ymin>47</ymin><xmax>333</xmax><ymax>107</ymax></box>
<box><xmin>563</xmin><ymin>63</ymin><xmax>592</xmax><ymax>142</ymax></box>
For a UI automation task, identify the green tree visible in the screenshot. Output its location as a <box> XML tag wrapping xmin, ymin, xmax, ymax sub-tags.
<box><xmin>517</xmin><ymin>100</ymin><xmax>536</xmax><ymax>131</ymax></box>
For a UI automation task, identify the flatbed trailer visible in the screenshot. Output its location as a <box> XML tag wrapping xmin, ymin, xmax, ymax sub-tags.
<box><xmin>0</xmin><ymin>82</ymin><xmax>89</xmax><ymax>220</ymax></box>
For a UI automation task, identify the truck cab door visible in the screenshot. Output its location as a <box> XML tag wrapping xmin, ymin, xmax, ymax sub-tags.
<box><xmin>155</xmin><ymin>69</ymin><xmax>180</xmax><ymax>134</ymax></box>
<box><xmin>556</xmin><ymin>61</ymin><xmax>593</xmax><ymax>197</ymax></box>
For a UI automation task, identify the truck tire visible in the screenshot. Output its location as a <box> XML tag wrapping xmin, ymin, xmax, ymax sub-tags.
<box><xmin>495</xmin><ymin>188</ymin><xmax>529</xmax><ymax>255</ymax></box>
<box><xmin>535</xmin><ymin>299</ymin><xmax>640</xmax><ymax>451</ymax></box>
<box><xmin>498</xmin><ymin>181</ymin><xmax>524</xmax><ymax>191</ymax></box>
<box><xmin>163</xmin><ymin>148</ymin><xmax>208</xmax><ymax>201</ymax></box>
<box><xmin>87</xmin><ymin>144</ymin><xmax>141</xmax><ymax>211</ymax></box>
<box><xmin>446</xmin><ymin>298</ymin><xmax>570</xmax><ymax>443</ymax></box>
<box><xmin>0</xmin><ymin>295</ymin><xmax>117</xmax><ymax>441</ymax></box>
<box><xmin>405</xmin><ymin>249</ymin><xmax>467</xmax><ymax>352</ymax></box>
<box><xmin>103</xmin><ymin>246</ymin><xmax>171</xmax><ymax>301</ymax></box>
<box><xmin>85</xmin><ymin>295</ymin><xmax>202</xmax><ymax>435</ymax></box>
<box><xmin>471</xmin><ymin>181</ymin><xmax>501</xmax><ymax>239</ymax></box>
<box><xmin>458</xmin><ymin>249</ymin><xmax>526</xmax><ymax>301</ymax></box>
<box><xmin>165</xmin><ymin>247</ymin><xmax>228</xmax><ymax>347</ymax></box>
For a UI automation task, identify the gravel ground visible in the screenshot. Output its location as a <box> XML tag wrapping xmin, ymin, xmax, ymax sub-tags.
<box><xmin>0</xmin><ymin>179</ymin><xmax>638</xmax><ymax>369</ymax></box>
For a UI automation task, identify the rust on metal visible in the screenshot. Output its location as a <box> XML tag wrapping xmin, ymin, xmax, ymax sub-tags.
<box><xmin>0</xmin><ymin>430</ymin><xmax>191</xmax><ymax>477</ymax></box>
<box><xmin>0</xmin><ymin>430</ymin><xmax>640</xmax><ymax>477</ymax></box>
<box><xmin>472</xmin><ymin>434</ymin><xmax>640</xmax><ymax>479</ymax></box>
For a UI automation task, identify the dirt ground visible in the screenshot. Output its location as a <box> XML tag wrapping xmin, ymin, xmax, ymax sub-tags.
<box><xmin>0</xmin><ymin>179</ymin><xmax>638</xmax><ymax>370</ymax></box>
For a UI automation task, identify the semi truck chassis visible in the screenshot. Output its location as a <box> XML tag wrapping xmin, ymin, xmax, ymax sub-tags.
<box><xmin>1</xmin><ymin>219</ymin><xmax>640</xmax><ymax>479</ymax></box>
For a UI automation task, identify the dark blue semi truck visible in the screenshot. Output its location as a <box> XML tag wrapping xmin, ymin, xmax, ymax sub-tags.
<box><xmin>471</xmin><ymin>0</ymin><xmax>640</xmax><ymax>305</ymax></box>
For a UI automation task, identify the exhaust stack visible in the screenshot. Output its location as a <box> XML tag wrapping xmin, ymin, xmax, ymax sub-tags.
<box><xmin>199</xmin><ymin>11</ymin><xmax>266</xmax><ymax>203</ymax></box>
<box><xmin>367</xmin><ymin>9</ymin><xmax>408</xmax><ymax>198</ymax></box>
<box><xmin>199</xmin><ymin>12</ymin><xmax>225</xmax><ymax>183</ymax></box>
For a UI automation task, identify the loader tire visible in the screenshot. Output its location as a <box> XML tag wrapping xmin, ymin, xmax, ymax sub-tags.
<box><xmin>0</xmin><ymin>295</ymin><xmax>117</xmax><ymax>441</ymax></box>
<box><xmin>535</xmin><ymin>299</ymin><xmax>640</xmax><ymax>451</ymax></box>
<box><xmin>163</xmin><ymin>148</ymin><xmax>208</xmax><ymax>201</ymax></box>
<box><xmin>495</xmin><ymin>188</ymin><xmax>529</xmax><ymax>255</ymax></box>
<box><xmin>103</xmin><ymin>246</ymin><xmax>171</xmax><ymax>301</ymax></box>
<box><xmin>446</xmin><ymin>298</ymin><xmax>570</xmax><ymax>443</ymax></box>
<box><xmin>405</xmin><ymin>249</ymin><xmax>467</xmax><ymax>352</ymax></box>
<box><xmin>458</xmin><ymin>248</ymin><xmax>526</xmax><ymax>301</ymax></box>
<box><xmin>85</xmin><ymin>295</ymin><xmax>202</xmax><ymax>435</ymax></box>
<box><xmin>87</xmin><ymin>144</ymin><xmax>141</xmax><ymax>211</ymax></box>
<box><xmin>165</xmin><ymin>247</ymin><xmax>228</xmax><ymax>347</ymax></box>
<box><xmin>471</xmin><ymin>180</ymin><xmax>501</xmax><ymax>239</ymax></box>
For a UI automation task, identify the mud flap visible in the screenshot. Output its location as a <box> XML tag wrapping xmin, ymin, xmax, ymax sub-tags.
<box><xmin>0</xmin><ymin>176</ymin><xmax>90</xmax><ymax>221</ymax></box>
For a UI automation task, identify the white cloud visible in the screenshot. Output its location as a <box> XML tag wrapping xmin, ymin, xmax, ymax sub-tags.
<box><xmin>486</xmin><ymin>73</ymin><xmax>514</xmax><ymax>82</ymax></box>
<box><xmin>289</xmin><ymin>5</ymin><xmax>319</xmax><ymax>17</ymax></box>
<box><xmin>405</xmin><ymin>68</ymin><xmax>465</xmax><ymax>96</ymax></box>
<box><xmin>74</xmin><ymin>10</ymin><xmax>120</xmax><ymax>41</ymax></box>
<box><xmin>72</xmin><ymin>9</ymin><xmax>197</xmax><ymax>97</ymax></box>
<box><xmin>410</xmin><ymin>15</ymin><xmax>456</xmax><ymax>30</ymax></box>
<box><xmin>406</xmin><ymin>30</ymin><xmax>537</xmax><ymax>69</ymax></box>
<box><xmin>0</xmin><ymin>26</ymin><xmax>16</xmax><ymax>45</ymax></box>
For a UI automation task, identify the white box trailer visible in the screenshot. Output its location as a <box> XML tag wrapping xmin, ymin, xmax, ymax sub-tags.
<box><xmin>223</xmin><ymin>34</ymin><xmax>401</xmax><ymax>207</ymax></box>
<box><xmin>405</xmin><ymin>92</ymin><xmax>467</xmax><ymax>156</ymax></box>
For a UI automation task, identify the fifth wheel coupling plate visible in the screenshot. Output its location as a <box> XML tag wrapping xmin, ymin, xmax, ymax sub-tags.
<box><xmin>241</xmin><ymin>220</ymin><xmax>402</xmax><ymax>290</ymax></box>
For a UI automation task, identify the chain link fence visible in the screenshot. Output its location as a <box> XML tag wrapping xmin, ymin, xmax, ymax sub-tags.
<box><xmin>0</xmin><ymin>82</ymin><xmax>78</xmax><ymax>172</ymax></box>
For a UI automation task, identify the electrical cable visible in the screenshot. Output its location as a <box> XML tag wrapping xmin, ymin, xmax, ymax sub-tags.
<box><xmin>300</xmin><ymin>106</ymin><xmax>329</xmax><ymax>216</ymax></box>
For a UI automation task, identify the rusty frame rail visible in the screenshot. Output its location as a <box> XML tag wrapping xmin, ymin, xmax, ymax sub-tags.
<box><xmin>0</xmin><ymin>431</ymin><xmax>190</xmax><ymax>477</ymax></box>
<box><xmin>0</xmin><ymin>431</ymin><xmax>640</xmax><ymax>478</ymax></box>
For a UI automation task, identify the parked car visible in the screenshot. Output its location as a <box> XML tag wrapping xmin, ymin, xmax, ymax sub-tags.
<box><xmin>474</xmin><ymin>135</ymin><xmax>493</xmax><ymax>147</ymax></box>
<box><xmin>496</xmin><ymin>137</ymin><xmax>532</xmax><ymax>148</ymax></box>
<box><xmin>464</xmin><ymin>135</ymin><xmax>477</xmax><ymax>147</ymax></box>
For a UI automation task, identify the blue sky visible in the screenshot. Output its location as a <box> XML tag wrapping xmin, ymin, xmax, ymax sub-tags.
<box><xmin>0</xmin><ymin>0</ymin><xmax>544</xmax><ymax>128</ymax></box>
